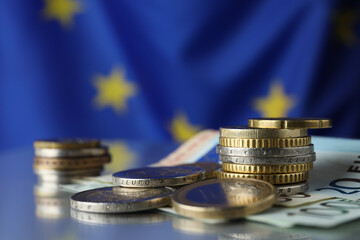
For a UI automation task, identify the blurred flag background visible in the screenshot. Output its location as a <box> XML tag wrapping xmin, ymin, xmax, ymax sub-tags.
<box><xmin>0</xmin><ymin>0</ymin><xmax>360</xmax><ymax>151</ymax></box>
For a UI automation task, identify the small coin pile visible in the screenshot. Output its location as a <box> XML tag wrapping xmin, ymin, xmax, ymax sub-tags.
<box><xmin>33</xmin><ymin>139</ymin><xmax>111</xmax><ymax>184</ymax></box>
<box><xmin>70</xmin><ymin>163</ymin><xmax>276</xmax><ymax>220</ymax></box>
<box><xmin>70</xmin><ymin>164</ymin><xmax>218</xmax><ymax>214</ymax></box>
<box><xmin>217</xmin><ymin>118</ymin><xmax>332</xmax><ymax>195</ymax></box>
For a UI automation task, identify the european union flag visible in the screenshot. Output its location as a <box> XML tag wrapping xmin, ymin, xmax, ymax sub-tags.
<box><xmin>1</xmin><ymin>0</ymin><xmax>360</xmax><ymax>150</ymax></box>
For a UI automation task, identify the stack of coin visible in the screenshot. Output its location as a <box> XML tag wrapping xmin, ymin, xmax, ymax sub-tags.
<box><xmin>33</xmin><ymin>139</ymin><xmax>111</xmax><ymax>184</ymax></box>
<box><xmin>217</xmin><ymin>118</ymin><xmax>332</xmax><ymax>195</ymax></box>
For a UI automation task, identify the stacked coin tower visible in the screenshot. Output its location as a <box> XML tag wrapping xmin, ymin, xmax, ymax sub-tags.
<box><xmin>33</xmin><ymin>139</ymin><xmax>111</xmax><ymax>184</ymax></box>
<box><xmin>217</xmin><ymin>118</ymin><xmax>332</xmax><ymax>195</ymax></box>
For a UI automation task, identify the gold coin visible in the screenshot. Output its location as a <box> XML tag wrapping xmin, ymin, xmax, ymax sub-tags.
<box><xmin>171</xmin><ymin>178</ymin><xmax>275</xmax><ymax>220</ymax></box>
<box><xmin>33</xmin><ymin>155</ymin><xmax>111</xmax><ymax>170</ymax></box>
<box><xmin>34</xmin><ymin>139</ymin><xmax>100</xmax><ymax>149</ymax></box>
<box><xmin>219</xmin><ymin>136</ymin><xmax>311</xmax><ymax>148</ymax></box>
<box><xmin>220</xmin><ymin>126</ymin><xmax>308</xmax><ymax>138</ymax></box>
<box><xmin>248</xmin><ymin>118</ymin><xmax>332</xmax><ymax>129</ymax></box>
<box><xmin>217</xmin><ymin>171</ymin><xmax>308</xmax><ymax>184</ymax></box>
<box><xmin>222</xmin><ymin>162</ymin><xmax>313</xmax><ymax>174</ymax></box>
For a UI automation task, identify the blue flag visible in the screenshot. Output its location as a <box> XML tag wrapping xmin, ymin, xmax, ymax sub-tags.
<box><xmin>0</xmin><ymin>0</ymin><xmax>360</xmax><ymax>150</ymax></box>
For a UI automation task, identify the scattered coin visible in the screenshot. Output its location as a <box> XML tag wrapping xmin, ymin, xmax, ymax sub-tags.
<box><xmin>70</xmin><ymin>187</ymin><xmax>174</xmax><ymax>213</ymax></box>
<box><xmin>181</xmin><ymin>162</ymin><xmax>221</xmax><ymax>179</ymax></box>
<box><xmin>171</xmin><ymin>178</ymin><xmax>275</xmax><ymax>219</ymax></box>
<box><xmin>112</xmin><ymin>166</ymin><xmax>205</xmax><ymax>188</ymax></box>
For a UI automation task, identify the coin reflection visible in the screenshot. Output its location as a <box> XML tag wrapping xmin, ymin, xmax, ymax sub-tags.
<box><xmin>172</xmin><ymin>217</ymin><xmax>231</xmax><ymax>235</ymax></box>
<box><xmin>34</xmin><ymin>183</ymin><xmax>72</xmax><ymax>219</ymax></box>
<box><xmin>70</xmin><ymin>209</ymin><xmax>170</xmax><ymax>225</ymax></box>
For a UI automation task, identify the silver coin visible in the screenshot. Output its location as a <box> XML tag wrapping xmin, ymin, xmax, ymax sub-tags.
<box><xmin>275</xmin><ymin>181</ymin><xmax>309</xmax><ymax>195</ymax></box>
<box><xmin>70</xmin><ymin>187</ymin><xmax>173</xmax><ymax>213</ymax></box>
<box><xmin>216</xmin><ymin>144</ymin><xmax>315</xmax><ymax>157</ymax></box>
<box><xmin>70</xmin><ymin>209</ymin><xmax>170</xmax><ymax>225</ymax></box>
<box><xmin>112</xmin><ymin>166</ymin><xmax>205</xmax><ymax>187</ymax></box>
<box><xmin>219</xmin><ymin>153</ymin><xmax>316</xmax><ymax>165</ymax></box>
<box><xmin>35</xmin><ymin>147</ymin><xmax>108</xmax><ymax>158</ymax></box>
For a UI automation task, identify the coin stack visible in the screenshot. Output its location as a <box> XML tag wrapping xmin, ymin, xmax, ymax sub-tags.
<box><xmin>217</xmin><ymin>118</ymin><xmax>332</xmax><ymax>195</ymax></box>
<box><xmin>33</xmin><ymin>139</ymin><xmax>111</xmax><ymax>184</ymax></box>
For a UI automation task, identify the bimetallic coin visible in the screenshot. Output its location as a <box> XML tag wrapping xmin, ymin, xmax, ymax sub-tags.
<box><xmin>35</xmin><ymin>147</ymin><xmax>108</xmax><ymax>158</ymax></box>
<box><xmin>220</xmin><ymin>126</ymin><xmax>308</xmax><ymax>138</ymax></box>
<box><xmin>217</xmin><ymin>171</ymin><xmax>308</xmax><ymax>185</ymax></box>
<box><xmin>33</xmin><ymin>155</ymin><xmax>111</xmax><ymax>170</ymax></box>
<box><xmin>219</xmin><ymin>153</ymin><xmax>316</xmax><ymax>165</ymax></box>
<box><xmin>171</xmin><ymin>178</ymin><xmax>275</xmax><ymax>219</ymax></box>
<box><xmin>216</xmin><ymin>145</ymin><xmax>315</xmax><ymax>157</ymax></box>
<box><xmin>248</xmin><ymin>118</ymin><xmax>332</xmax><ymax>129</ymax></box>
<box><xmin>222</xmin><ymin>162</ymin><xmax>313</xmax><ymax>174</ymax></box>
<box><xmin>112</xmin><ymin>166</ymin><xmax>205</xmax><ymax>188</ymax></box>
<box><xmin>34</xmin><ymin>138</ymin><xmax>100</xmax><ymax>149</ymax></box>
<box><xmin>70</xmin><ymin>187</ymin><xmax>174</xmax><ymax>213</ymax></box>
<box><xmin>275</xmin><ymin>182</ymin><xmax>309</xmax><ymax>195</ymax></box>
<box><xmin>219</xmin><ymin>136</ymin><xmax>311</xmax><ymax>148</ymax></box>
<box><xmin>181</xmin><ymin>162</ymin><xmax>221</xmax><ymax>179</ymax></box>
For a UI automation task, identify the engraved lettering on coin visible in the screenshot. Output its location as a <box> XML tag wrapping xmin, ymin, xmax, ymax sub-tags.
<box><xmin>112</xmin><ymin>166</ymin><xmax>205</xmax><ymax>187</ymax></box>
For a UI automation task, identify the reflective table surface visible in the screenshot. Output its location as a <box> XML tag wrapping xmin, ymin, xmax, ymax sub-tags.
<box><xmin>1</xmin><ymin>140</ymin><xmax>360</xmax><ymax>240</ymax></box>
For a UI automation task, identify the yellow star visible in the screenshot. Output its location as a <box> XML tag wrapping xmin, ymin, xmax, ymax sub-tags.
<box><xmin>254</xmin><ymin>82</ymin><xmax>295</xmax><ymax>118</ymax></box>
<box><xmin>104</xmin><ymin>141</ymin><xmax>136</xmax><ymax>172</ymax></box>
<box><xmin>93</xmin><ymin>67</ymin><xmax>136</xmax><ymax>113</ymax></box>
<box><xmin>334</xmin><ymin>9</ymin><xmax>358</xmax><ymax>46</ymax></box>
<box><xmin>170</xmin><ymin>112</ymin><xmax>201</xmax><ymax>142</ymax></box>
<box><xmin>43</xmin><ymin>0</ymin><xmax>82</xmax><ymax>27</ymax></box>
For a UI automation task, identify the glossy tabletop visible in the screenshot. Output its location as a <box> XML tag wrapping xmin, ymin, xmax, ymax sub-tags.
<box><xmin>1</xmin><ymin>139</ymin><xmax>360</xmax><ymax>240</ymax></box>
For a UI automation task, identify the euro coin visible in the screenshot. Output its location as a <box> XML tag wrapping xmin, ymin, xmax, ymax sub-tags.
<box><xmin>219</xmin><ymin>136</ymin><xmax>311</xmax><ymax>148</ymax></box>
<box><xmin>275</xmin><ymin>181</ymin><xmax>309</xmax><ymax>195</ymax></box>
<box><xmin>248</xmin><ymin>118</ymin><xmax>332</xmax><ymax>129</ymax></box>
<box><xmin>171</xmin><ymin>178</ymin><xmax>275</xmax><ymax>219</ymax></box>
<box><xmin>218</xmin><ymin>171</ymin><xmax>308</xmax><ymax>185</ymax></box>
<box><xmin>220</xmin><ymin>126</ymin><xmax>307</xmax><ymax>138</ymax></box>
<box><xmin>221</xmin><ymin>162</ymin><xmax>313</xmax><ymax>174</ymax></box>
<box><xmin>34</xmin><ymin>138</ymin><xmax>100</xmax><ymax>149</ymax></box>
<box><xmin>219</xmin><ymin>153</ymin><xmax>316</xmax><ymax>165</ymax></box>
<box><xmin>35</xmin><ymin>147</ymin><xmax>108</xmax><ymax>158</ymax></box>
<box><xmin>33</xmin><ymin>155</ymin><xmax>111</xmax><ymax>170</ymax></box>
<box><xmin>181</xmin><ymin>162</ymin><xmax>221</xmax><ymax>179</ymax></box>
<box><xmin>112</xmin><ymin>166</ymin><xmax>205</xmax><ymax>188</ymax></box>
<box><xmin>70</xmin><ymin>187</ymin><xmax>174</xmax><ymax>213</ymax></box>
<box><xmin>216</xmin><ymin>145</ymin><xmax>315</xmax><ymax>157</ymax></box>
